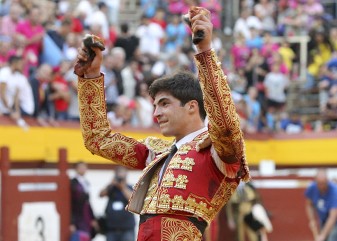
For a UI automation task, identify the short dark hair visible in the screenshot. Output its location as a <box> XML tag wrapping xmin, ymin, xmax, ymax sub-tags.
<box><xmin>120</xmin><ymin>23</ymin><xmax>129</xmax><ymax>33</ymax></box>
<box><xmin>61</xmin><ymin>17</ymin><xmax>72</xmax><ymax>26</ymax></box>
<box><xmin>98</xmin><ymin>1</ymin><xmax>107</xmax><ymax>9</ymax></box>
<box><xmin>149</xmin><ymin>71</ymin><xmax>206</xmax><ymax>120</ymax></box>
<box><xmin>8</xmin><ymin>55</ymin><xmax>22</xmax><ymax>65</ymax></box>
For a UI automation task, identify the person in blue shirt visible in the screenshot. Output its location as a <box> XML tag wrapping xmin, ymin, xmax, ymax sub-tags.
<box><xmin>279</xmin><ymin>111</ymin><xmax>303</xmax><ymax>134</ymax></box>
<box><xmin>305</xmin><ymin>168</ymin><xmax>337</xmax><ymax>241</ymax></box>
<box><xmin>246</xmin><ymin>27</ymin><xmax>264</xmax><ymax>50</ymax></box>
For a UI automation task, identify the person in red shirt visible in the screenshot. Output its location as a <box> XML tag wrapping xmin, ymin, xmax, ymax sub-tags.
<box><xmin>151</xmin><ymin>8</ymin><xmax>167</xmax><ymax>30</ymax></box>
<box><xmin>50</xmin><ymin>62</ymin><xmax>70</xmax><ymax>120</ymax></box>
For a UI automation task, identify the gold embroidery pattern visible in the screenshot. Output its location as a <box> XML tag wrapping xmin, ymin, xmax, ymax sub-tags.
<box><xmin>157</xmin><ymin>190</ymin><xmax>171</xmax><ymax>210</ymax></box>
<box><xmin>161</xmin><ymin>217</ymin><xmax>202</xmax><ymax>241</ymax></box>
<box><xmin>162</xmin><ymin>169</ymin><xmax>189</xmax><ymax>190</ymax></box>
<box><xmin>208</xmin><ymin>179</ymin><xmax>239</xmax><ymax>221</ymax></box>
<box><xmin>185</xmin><ymin>195</ymin><xmax>207</xmax><ymax>215</ymax></box>
<box><xmin>194</xmin><ymin>50</ymin><xmax>250</xmax><ymax>182</ymax></box>
<box><xmin>170</xmin><ymin>157</ymin><xmax>181</xmax><ymax>169</ymax></box>
<box><xmin>142</xmin><ymin>179</ymin><xmax>237</xmax><ymax>223</ymax></box>
<box><xmin>155</xmin><ymin>192</ymin><xmax>214</xmax><ymax>222</ymax></box>
<box><xmin>78</xmin><ymin>77</ymin><xmax>140</xmax><ymax>168</ymax></box>
<box><xmin>185</xmin><ymin>194</ymin><xmax>213</xmax><ymax>220</ymax></box>
<box><xmin>171</xmin><ymin>195</ymin><xmax>185</xmax><ymax>210</ymax></box>
<box><xmin>185</xmin><ymin>197</ymin><xmax>198</xmax><ymax>213</ymax></box>
<box><xmin>174</xmin><ymin>175</ymin><xmax>188</xmax><ymax>189</ymax></box>
<box><xmin>196</xmin><ymin>133</ymin><xmax>212</xmax><ymax>151</ymax></box>
<box><xmin>141</xmin><ymin>137</ymin><xmax>174</xmax><ymax>154</ymax></box>
<box><xmin>100</xmin><ymin>134</ymin><xmax>140</xmax><ymax>167</ymax></box>
<box><xmin>178</xmin><ymin>144</ymin><xmax>193</xmax><ymax>155</ymax></box>
<box><xmin>170</xmin><ymin>156</ymin><xmax>195</xmax><ymax>171</ymax></box>
<box><xmin>162</xmin><ymin>171</ymin><xmax>176</xmax><ymax>188</ymax></box>
<box><xmin>141</xmin><ymin>166</ymin><xmax>161</xmax><ymax>212</ymax></box>
<box><xmin>194</xmin><ymin>201</ymin><xmax>208</xmax><ymax>218</ymax></box>
<box><xmin>180</xmin><ymin>158</ymin><xmax>195</xmax><ymax>171</ymax></box>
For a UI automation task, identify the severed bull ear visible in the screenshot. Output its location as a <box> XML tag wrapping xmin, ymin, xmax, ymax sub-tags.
<box><xmin>182</xmin><ymin>6</ymin><xmax>209</xmax><ymax>45</ymax></box>
<box><xmin>74</xmin><ymin>34</ymin><xmax>105</xmax><ymax>77</ymax></box>
<box><xmin>83</xmin><ymin>34</ymin><xmax>105</xmax><ymax>55</ymax></box>
<box><xmin>182</xmin><ymin>13</ymin><xmax>192</xmax><ymax>27</ymax></box>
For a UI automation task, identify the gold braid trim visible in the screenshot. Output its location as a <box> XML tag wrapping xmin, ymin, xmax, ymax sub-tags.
<box><xmin>161</xmin><ymin>217</ymin><xmax>202</xmax><ymax>241</ymax></box>
<box><xmin>194</xmin><ymin>49</ymin><xmax>250</xmax><ymax>182</ymax></box>
<box><xmin>78</xmin><ymin>75</ymin><xmax>142</xmax><ymax>168</ymax></box>
<box><xmin>208</xmin><ymin>179</ymin><xmax>239</xmax><ymax>221</ymax></box>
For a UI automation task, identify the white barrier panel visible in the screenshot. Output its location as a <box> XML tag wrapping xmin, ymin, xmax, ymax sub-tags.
<box><xmin>18</xmin><ymin>202</ymin><xmax>60</xmax><ymax>241</ymax></box>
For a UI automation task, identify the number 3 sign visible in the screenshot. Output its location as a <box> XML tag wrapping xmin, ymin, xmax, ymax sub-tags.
<box><xmin>18</xmin><ymin>202</ymin><xmax>60</xmax><ymax>241</ymax></box>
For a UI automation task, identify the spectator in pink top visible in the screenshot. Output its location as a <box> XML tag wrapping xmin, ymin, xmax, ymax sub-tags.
<box><xmin>304</xmin><ymin>0</ymin><xmax>324</xmax><ymax>17</ymax></box>
<box><xmin>200</xmin><ymin>0</ymin><xmax>222</xmax><ymax>30</ymax></box>
<box><xmin>14</xmin><ymin>5</ymin><xmax>44</xmax><ymax>77</ymax></box>
<box><xmin>0</xmin><ymin>3</ymin><xmax>23</xmax><ymax>38</ymax></box>
<box><xmin>268</xmin><ymin>52</ymin><xmax>289</xmax><ymax>76</ymax></box>
<box><xmin>167</xmin><ymin>0</ymin><xmax>189</xmax><ymax>15</ymax></box>
<box><xmin>261</xmin><ymin>31</ymin><xmax>279</xmax><ymax>63</ymax></box>
<box><xmin>231</xmin><ymin>33</ymin><xmax>251</xmax><ymax>70</ymax></box>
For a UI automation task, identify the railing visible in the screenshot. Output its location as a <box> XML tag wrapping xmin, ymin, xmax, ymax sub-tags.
<box><xmin>272</xmin><ymin>35</ymin><xmax>311</xmax><ymax>81</ymax></box>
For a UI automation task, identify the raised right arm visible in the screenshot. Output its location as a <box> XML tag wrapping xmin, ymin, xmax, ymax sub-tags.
<box><xmin>77</xmin><ymin>74</ymin><xmax>148</xmax><ymax>170</ymax></box>
<box><xmin>75</xmin><ymin>35</ymin><xmax>149</xmax><ymax>169</ymax></box>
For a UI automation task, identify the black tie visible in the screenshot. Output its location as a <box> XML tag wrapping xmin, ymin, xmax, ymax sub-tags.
<box><xmin>159</xmin><ymin>145</ymin><xmax>178</xmax><ymax>183</ymax></box>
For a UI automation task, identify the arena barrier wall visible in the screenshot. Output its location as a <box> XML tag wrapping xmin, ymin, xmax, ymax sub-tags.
<box><xmin>0</xmin><ymin>146</ymin><xmax>70</xmax><ymax>241</ymax></box>
<box><xmin>0</xmin><ymin>126</ymin><xmax>336</xmax><ymax>166</ymax></box>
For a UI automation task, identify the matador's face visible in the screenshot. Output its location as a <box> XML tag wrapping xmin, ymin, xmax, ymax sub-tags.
<box><xmin>153</xmin><ymin>91</ymin><xmax>192</xmax><ymax>141</ymax></box>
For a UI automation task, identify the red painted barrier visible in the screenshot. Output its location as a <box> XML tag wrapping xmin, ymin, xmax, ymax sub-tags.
<box><xmin>0</xmin><ymin>146</ymin><xmax>71</xmax><ymax>241</ymax></box>
<box><xmin>217</xmin><ymin>175</ymin><xmax>315</xmax><ymax>241</ymax></box>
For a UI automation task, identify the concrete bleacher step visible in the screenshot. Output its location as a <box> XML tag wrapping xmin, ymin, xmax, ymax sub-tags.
<box><xmin>118</xmin><ymin>0</ymin><xmax>142</xmax><ymax>32</ymax></box>
<box><xmin>119</xmin><ymin>11</ymin><xmax>143</xmax><ymax>30</ymax></box>
<box><xmin>298</xmin><ymin>107</ymin><xmax>321</xmax><ymax>115</ymax></box>
<box><xmin>298</xmin><ymin>96</ymin><xmax>319</xmax><ymax>107</ymax></box>
<box><xmin>286</xmin><ymin>82</ymin><xmax>321</xmax><ymax>124</ymax></box>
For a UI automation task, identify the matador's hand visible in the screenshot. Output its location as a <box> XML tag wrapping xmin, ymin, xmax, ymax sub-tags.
<box><xmin>183</xmin><ymin>6</ymin><xmax>212</xmax><ymax>52</ymax></box>
<box><xmin>74</xmin><ymin>34</ymin><xmax>105</xmax><ymax>78</ymax></box>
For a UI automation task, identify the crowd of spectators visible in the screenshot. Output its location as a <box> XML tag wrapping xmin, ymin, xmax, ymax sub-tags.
<box><xmin>231</xmin><ymin>0</ymin><xmax>337</xmax><ymax>133</ymax></box>
<box><xmin>0</xmin><ymin>0</ymin><xmax>336</xmax><ymax>133</ymax></box>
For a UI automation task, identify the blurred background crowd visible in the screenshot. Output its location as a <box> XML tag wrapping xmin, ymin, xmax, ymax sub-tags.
<box><xmin>1</xmin><ymin>0</ymin><xmax>337</xmax><ymax>133</ymax></box>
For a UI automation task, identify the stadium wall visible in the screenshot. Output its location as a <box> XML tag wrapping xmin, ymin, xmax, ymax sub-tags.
<box><xmin>1</xmin><ymin>125</ymin><xmax>337</xmax><ymax>166</ymax></box>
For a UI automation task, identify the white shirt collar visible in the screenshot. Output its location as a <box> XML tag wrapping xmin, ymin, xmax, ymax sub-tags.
<box><xmin>175</xmin><ymin>127</ymin><xmax>208</xmax><ymax>149</ymax></box>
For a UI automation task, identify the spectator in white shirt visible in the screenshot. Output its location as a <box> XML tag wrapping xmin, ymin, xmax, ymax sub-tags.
<box><xmin>136</xmin><ymin>14</ymin><xmax>164</xmax><ymax>58</ymax></box>
<box><xmin>264</xmin><ymin>62</ymin><xmax>290</xmax><ymax>111</ymax></box>
<box><xmin>86</xmin><ymin>1</ymin><xmax>110</xmax><ymax>40</ymax></box>
<box><xmin>233</xmin><ymin>7</ymin><xmax>262</xmax><ymax>40</ymax></box>
<box><xmin>75</xmin><ymin>0</ymin><xmax>97</xmax><ymax>25</ymax></box>
<box><xmin>0</xmin><ymin>55</ymin><xmax>34</xmax><ymax>127</ymax></box>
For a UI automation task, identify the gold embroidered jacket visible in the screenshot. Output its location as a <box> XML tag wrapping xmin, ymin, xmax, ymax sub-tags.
<box><xmin>78</xmin><ymin>49</ymin><xmax>250</xmax><ymax>224</ymax></box>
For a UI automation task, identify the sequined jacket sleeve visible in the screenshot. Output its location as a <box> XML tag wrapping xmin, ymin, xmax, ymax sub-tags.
<box><xmin>77</xmin><ymin>75</ymin><xmax>149</xmax><ymax>170</ymax></box>
<box><xmin>194</xmin><ymin>49</ymin><xmax>249</xmax><ymax>181</ymax></box>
